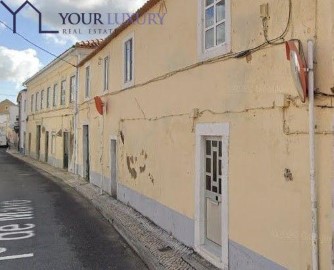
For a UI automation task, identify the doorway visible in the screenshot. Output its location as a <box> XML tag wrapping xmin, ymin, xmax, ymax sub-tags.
<box><xmin>36</xmin><ymin>125</ymin><xmax>41</xmax><ymax>160</ymax></box>
<box><xmin>28</xmin><ymin>133</ymin><xmax>31</xmax><ymax>156</ymax></box>
<box><xmin>45</xmin><ymin>131</ymin><xmax>49</xmax><ymax>163</ymax></box>
<box><xmin>63</xmin><ymin>132</ymin><xmax>69</xmax><ymax>169</ymax></box>
<box><xmin>83</xmin><ymin>125</ymin><xmax>90</xmax><ymax>181</ymax></box>
<box><xmin>195</xmin><ymin>123</ymin><xmax>229</xmax><ymax>269</ymax></box>
<box><xmin>23</xmin><ymin>132</ymin><xmax>26</xmax><ymax>155</ymax></box>
<box><xmin>110</xmin><ymin>139</ymin><xmax>117</xmax><ymax>198</ymax></box>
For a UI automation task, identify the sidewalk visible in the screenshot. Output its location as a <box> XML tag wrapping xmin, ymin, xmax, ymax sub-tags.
<box><xmin>8</xmin><ymin>150</ymin><xmax>219</xmax><ymax>270</ymax></box>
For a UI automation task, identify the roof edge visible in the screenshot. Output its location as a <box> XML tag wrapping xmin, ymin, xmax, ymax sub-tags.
<box><xmin>78</xmin><ymin>0</ymin><xmax>161</xmax><ymax>67</ymax></box>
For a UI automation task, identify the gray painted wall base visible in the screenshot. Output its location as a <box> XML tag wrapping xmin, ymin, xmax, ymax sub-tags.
<box><xmin>118</xmin><ymin>183</ymin><xmax>195</xmax><ymax>247</ymax></box>
<box><xmin>118</xmin><ymin>183</ymin><xmax>287</xmax><ymax>270</ymax></box>
<box><xmin>229</xmin><ymin>241</ymin><xmax>287</xmax><ymax>270</ymax></box>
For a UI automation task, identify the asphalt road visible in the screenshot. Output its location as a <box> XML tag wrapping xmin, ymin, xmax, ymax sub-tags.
<box><xmin>0</xmin><ymin>148</ymin><xmax>148</xmax><ymax>270</ymax></box>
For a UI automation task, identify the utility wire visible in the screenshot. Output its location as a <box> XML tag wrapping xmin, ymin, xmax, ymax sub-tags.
<box><xmin>0</xmin><ymin>19</ymin><xmax>76</xmax><ymax>68</ymax></box>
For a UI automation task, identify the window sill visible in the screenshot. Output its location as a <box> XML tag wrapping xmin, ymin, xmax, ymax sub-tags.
<box><xmin>122</xmin><ymin>80</ymin><xmax>134</xmax><ymax>90</ymax></box>
<box><xmin>198</xmin><ymin>43</ymin><xmax>231</xmax><ymax>62</ymax></box>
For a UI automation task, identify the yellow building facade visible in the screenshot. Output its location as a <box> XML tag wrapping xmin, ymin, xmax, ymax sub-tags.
<box><xmin>25</xmin><ymin>41</ymin><xmax>102</xmax><ymax>172</ymax></box>
<box><xmin>26</xmin><ymin>0</ymin><xmax>334</xmax><ymax>269</ymax></box>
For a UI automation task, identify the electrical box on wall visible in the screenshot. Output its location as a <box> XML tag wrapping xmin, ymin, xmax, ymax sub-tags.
<box><xmin>260</xmin><ymin>3</ymin><xmax>269</xmax><ymax>19</ymax></box>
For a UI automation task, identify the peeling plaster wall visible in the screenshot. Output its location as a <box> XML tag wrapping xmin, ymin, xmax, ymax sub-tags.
<box><xmin>74</xmin><ymin>0</ymin><xmax>333</xmax><ymax>269</ymax></box>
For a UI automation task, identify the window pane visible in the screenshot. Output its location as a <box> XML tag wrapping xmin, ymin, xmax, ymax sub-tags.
<box><xmin>205</xmin><ymin>6</ymin><xmax>214</xmax><ymax>28</ymax></box>
<box><xmin>205</xmin><ymin>0</ymin><xmax>214</xmax><ymax>7</ymax></box>
<box><xmin>206</xmin><ymin>175</ymin><xmax>212</xmax><ymax>191</ymax></box>
<box><xmin>125</xmin><ymin>39</ymin><xmax>133</xmax><ymax>82</ymax></box>
<box><xmin>206</xmin><ymin>140</ymin><xmax>211</xmax><ymax>155</ymax></box>
<box><xmin>216</xmin><ymin>22</ymin><xmax>225</xmax><ymax>45</ymax></box>
<box><xmin>206</xmin><ymin>158</ymin><xmax>211</xmax><ymax>173</ymax></box>
<box><xmin>213</xmin><ymin>151</ymin><xmax>217</xmax><ymax>182</ymax></box>
<box><xmin>216</xmin><ymin>0</ymin><xmax>225</xmax><ymax>22</ymax></box>
<box><xmin>205</xmin><ymin>28</ymin><xmax>214</xmax><ymax>49</ymax></box>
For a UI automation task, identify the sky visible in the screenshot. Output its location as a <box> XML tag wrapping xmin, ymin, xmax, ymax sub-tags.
<box><xmin>0</xmin><ymin>0</ymin><xmax>146</xmax><ymax>103</ymax></box>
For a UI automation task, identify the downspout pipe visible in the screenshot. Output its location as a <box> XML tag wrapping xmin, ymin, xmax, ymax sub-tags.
<box><xmin>308</xmin><ymin>40</ymin><xmax>318</xmax><ymax>270</ymax></box>
<box><xmin>73</xmin><ymin>54</ymin><xmax>79</xmax><ymax>175</ymax></box>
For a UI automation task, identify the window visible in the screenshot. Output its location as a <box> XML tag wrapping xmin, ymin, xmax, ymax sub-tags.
<box><xmin>124</xmin><ymin>37</ymin><xmax>133</xmax><ymax>84</ymax></box>
<box><xmin>103</xmin><ymin>56</ymin><xmax>109</xmax><ymax>91</ymax></box>
<box><xmin>31</xmin><ymin>94</ymin><xmax>34</xmax><ymax>112</ymax></box>
<box><xmin>53</xmin><ymin>84</ymin><xmax>58</xmax><ymax>107</ymax></box>
<box><xmin>85</xmin><ymin>66</ymin><xmax>90</xmax><ymax>98</ymax></box>
<box><xmin>24</xmin><ymin>100</ymin><xmax>26</xmax><ymax>113</ymax></box>
<box><xmin>47</xmin><ymin>87</ymin><xmax>51</xmax><ymax>108</ymax></box>
<box><xmin>35</xmin><ymin>92</ymin><xmax>39</xmax><ymax>111</ymax></box>
<box><xmin>61</xmin><ymin>80</ymin><xmax>66</xmax><ymax>105</ymax></box>
<box><xmin>41</xmin><ymin>90</ymin><xmax>44</xmax><ymax>110</ymax></box>
<box><xmin>69</xmin><ymin>75</ymin><xmax>76</xmax><ymax>103</ymax></box>
<box><xmin>199</xmin><ymin>0</ymin><xmax>230</xmax><ymax>60</ymax></box>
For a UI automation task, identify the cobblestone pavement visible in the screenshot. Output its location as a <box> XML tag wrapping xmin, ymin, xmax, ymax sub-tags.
<box><xmin>8</xmin><ymin>150</ymin><xmax>219</xmax><ymax>270</ymax></box>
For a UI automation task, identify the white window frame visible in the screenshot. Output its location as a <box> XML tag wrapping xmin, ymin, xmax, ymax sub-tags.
<box><xmin>197</xmin><ymin>0</ymin><xmax>231</xmax><ymax>61</ymax></box>
<box><xmin>35</xmin><ymin>92</ymin><xmax>39</xmax><ymax>112</ymax></box>
<box><xmin>53</xmin><ymin>83</ymin><xmax>58</xmax><ymax>107</ymax></box>
<box><xmin>103</xmin><ymin>56</ymin><xmax>110</xmax><ymax>91</ymax></box>
<box><xmin>195</xmin><ymin>123</ymin><xmax>229</xmax><ymax>269</ymax></box>
<box><xmin>47</xmin><ymin>87</ymin><xmax>51</xmax><ymax>108</ymax></box>
<box><xmin>41</xmin><ymin>90</ymin><xmax>44</xmax><ymax>110</ymax></box>
<box><xmin>31</xmin><ymin>94</ymin><xmax>34</xmax><ymax>113</ymax></box>
<box><xmin>123</xmin><ymin>33</ymin><xmax>135</xmax><ymax>89</ymax></box>
<box><xmin>85</xmin><ymin>65</ymin><xmax>91</xmax><ymax>99</ymax></box>
<box><xmin>61</xmin><ymin>79</ymin><xmax>66</xmax><ymax>106</ymax></box>
<box><xmin>69</xmin><ymin>75</ymin><xmax>76</xmax><ymax>103</ymax></box>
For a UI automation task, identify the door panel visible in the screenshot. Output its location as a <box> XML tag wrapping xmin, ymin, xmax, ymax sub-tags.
<box><xmin>83</xmin><ymin>126</ymin><xmax>90</xmax><ymax>181</ymax></box>
<box><xmin>205</xmin><ymin>137</ymin><xmax>222</xmax><ymax>246</ymax></box>
<box><xmin>110</xmin><ymin>139</ymin><xmax>117</xmax><ymax>197</ymax></box>
<box><xmin>45</xmin><ymin>131</ymin><xmax>49</xmax><ymax>162</ymax></box>
<box><xmin>63</xmin><ymin>132</ymin><xmax>69</xmax><ymax>169</ymax></box>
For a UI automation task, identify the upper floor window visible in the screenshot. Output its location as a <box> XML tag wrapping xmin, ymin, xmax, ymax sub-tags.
<box><xmin>103</xmin><ymin>56</ymin><xmax>109</xmax><ymax>91</ymax></box>
<box><xmin>35</xmin><ymin>92</ymin><xmax>39</xmax><ymax>111</ymax></box>
<box><xmin>41</xmin><ymin>90</ymin><xmax>44</xmax><ymax>110</ymax></box>
<box><xmin>199</xmin><ymin>0</ymin><xmax>230</xmax><ymax>60</ymax></box>
<box><xmin>85</xmin><ymin>66</ymin><xmax>90</xmax><ymax>98</ymax></box>
<box><xmin>61</xmin><ymin>80</ymin><xmax>66</xmax><ymax>106</ymax></box>
<box><xmin>47</xmin><ymin>87</ymin><xmax>51</xmax><ymax>108</ymax></box>
<box><xmin>31</xmin><ymin>94</ymin><xmax>34</xmax><ymax>113</ymax></box>
<box><xmin>124</xmin><ymin>35</ymin><xmax>134</xmax><ymax>86</ymax></box>
<box><xmin>69</xmin><ymin>75</ymin><xmax>76</xmax><ymax>103</ymax></box>
<box><xmin>53</xmin><ymin>84</ymin><xmax>58</xmax><ymax>107</ymax></box>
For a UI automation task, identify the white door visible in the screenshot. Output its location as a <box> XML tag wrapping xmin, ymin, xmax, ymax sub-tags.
<box><xmin>205</xmin><ymin>137</ymin><xmax>222</xmax><ymax>246</ymax></box>
<box><xmin>195</xmin><ymin>123</ymin><xmax>229</xmax><ymax>269</ymax></box>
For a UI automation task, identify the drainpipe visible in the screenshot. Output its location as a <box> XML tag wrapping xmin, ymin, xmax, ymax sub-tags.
<box><xmin>73</xmin><ymin>54</ymin><xmax>79</xmax><ymax>175</ymax></box>
<box><xmin>100</xmin><ymin>112</ymin><xmax>104</xmax><ymax>195</ymax></box>
<box><xmin>308</xmin><ymin>40</ymin><xmax>318</xmax><ymax>270</ymax></box>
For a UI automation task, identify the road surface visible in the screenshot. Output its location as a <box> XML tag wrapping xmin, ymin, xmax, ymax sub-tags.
<box><xmin>0</xmin><ymin>148</ymin><xmax>148</xmax><ymax>270</ymax></box>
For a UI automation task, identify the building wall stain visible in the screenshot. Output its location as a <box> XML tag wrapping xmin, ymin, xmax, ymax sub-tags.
<box><xmin>126</xmin><ymin>150</ymin><xmax>148</xmax><ymax>180</ymax></box>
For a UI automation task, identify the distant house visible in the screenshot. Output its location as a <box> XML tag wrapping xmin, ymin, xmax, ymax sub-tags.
<box><xmin>0</xmin><ymin>100</ymin><xmax>19</xmax><ymax>149</ymax></box>
<box><xmin>17</xmin><ymin>89</ymin><xmax>27</xmax><ymax>153</ymax></box>
<box><xmin>0</xmin><ymin>99</ymin><xmax>15</xmax><ymax>114</ymax></box>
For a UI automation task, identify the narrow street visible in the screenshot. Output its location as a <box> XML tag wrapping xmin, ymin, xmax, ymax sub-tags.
<box><xmin>0</xmin><ymin>148</ymin><xmax>148</xmax><ymax>270</ymax></box>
